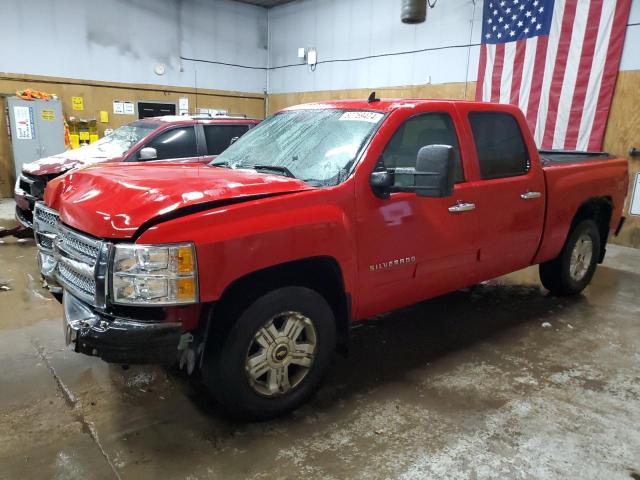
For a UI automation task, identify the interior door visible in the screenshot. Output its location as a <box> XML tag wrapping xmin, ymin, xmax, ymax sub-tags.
<box><xmin>33</xmin><ymin>100</ymin><xmax>65</xmax><ymax>159</ymax></box>
<box><xmin>463</xmin><ymin>110</ymin><xmax>546</xmax><ymax>279</ymax></box>
<box><xmin>355</xmin><ymin>109</ymin><xmax>481</xmax><ymax>319</ymax></box>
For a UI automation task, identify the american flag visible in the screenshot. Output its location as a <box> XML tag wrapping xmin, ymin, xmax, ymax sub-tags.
<box><xmin>475</xmin><ymin>0</ymin><xmax>632</xmax><ymax>151</ymax></box>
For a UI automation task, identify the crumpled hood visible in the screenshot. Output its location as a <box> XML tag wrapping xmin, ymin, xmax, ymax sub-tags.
<box><xmin>45</xmin><ymin>163</ymin><xmax>311</xmax><ymax>238</ymax></box>
<box><xmin>22</xmin><ymin>148</ymin><xmax>121</xmax><ymax>176</ymax></box>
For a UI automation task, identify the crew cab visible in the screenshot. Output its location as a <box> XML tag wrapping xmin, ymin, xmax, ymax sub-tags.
<box><xmin>34</xmin><ymin>99</ymin><xmax>628</xmax><ymax>419</ymax></box>
<box><xmin>13</xmin><ymin>114</ymin><xmax>259</xmax><ymax>230</ymax></box>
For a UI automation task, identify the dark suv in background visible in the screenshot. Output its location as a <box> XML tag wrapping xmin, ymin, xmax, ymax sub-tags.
<box><xmin>14</xmin><ymin>115</ymin><xmax>259</xmax><ymax>230</ymax></box>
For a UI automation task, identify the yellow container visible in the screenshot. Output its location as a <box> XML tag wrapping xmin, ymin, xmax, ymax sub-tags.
<box><xmin>89</xmin><ymin>134</ymin><xmax>99</xmax><ymax>144</ymax></box>
<box><xmin>69</xmin><ymin>134</ymin><xmax>80</xmax><ymax>149</ymax></box>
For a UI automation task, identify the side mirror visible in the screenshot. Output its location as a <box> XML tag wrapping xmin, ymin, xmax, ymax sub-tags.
<box><xmin>139</xmin><ymin>147</ymin><xmax>158</xmax><ymax>161</ymax></box>
<box><xmin>414</xmin><ymin>144</ymin><xmax>455</xmax><ymax>197</ymax></box>
<box><xmin>370</xmin><ymin>170</ymin><xmax>394</xmax><ymax>198</ymax></box>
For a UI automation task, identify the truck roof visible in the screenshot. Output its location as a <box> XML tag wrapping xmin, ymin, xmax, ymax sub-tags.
<box><xmin>142</xmin><ymin>115</ymin><xmax>261</xmax><ymax>125</ymax></box>
<box><xmin>282</xmin><ymin>98</ymin><xmax>510</xmax><ymax>114</ymax></box>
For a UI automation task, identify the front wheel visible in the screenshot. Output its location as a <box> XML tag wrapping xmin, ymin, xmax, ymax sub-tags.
<box><xmin>203</xmin><ymin>286</ymin><xmax>336</xmax><ymax>420</ymax></box>
<box><xmin>539</xmin><ymin>219</ymin><xmax>601</xmax><ymax>296</ymax></box>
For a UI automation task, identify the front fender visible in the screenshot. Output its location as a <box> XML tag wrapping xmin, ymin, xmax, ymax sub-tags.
<box><xmin>136</xmin><ymin>188</ymin><xmax>357</xmax><ymax>303</ymax></box>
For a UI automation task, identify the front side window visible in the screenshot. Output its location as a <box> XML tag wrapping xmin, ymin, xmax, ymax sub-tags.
<box><xmin>204</xmin><ymin>124</ymin><xmax>250</xmax><ymax>155</ymax></box>
<box><xmin>468</xmin><ymin>112</ymin><xmax>529</xmax><ymax>179</ymax></box>
<box><xmin>141</xmin><ymin>127</ymin><xmax>198</xmax><ymax>160</ymax></box>
<box><xmin>382</xmin><ymin>112</ymin><xmax>464</xmax><ymax>186</ymax></box>
<box><xmin>212</xmin><ymin>109</ymin><xmax>384</xmax><ymax>186</ymax></box>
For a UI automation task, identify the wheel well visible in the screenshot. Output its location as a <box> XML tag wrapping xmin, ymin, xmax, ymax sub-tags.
<box><xmin>571</xmin><ymin>197</ymin><xmax>612</xmax><ymax>262</ymax></box>
<box><xmin>210</xmin><ymin>257</ymin><xmax>351</xmax><ymax>355</ymax></box>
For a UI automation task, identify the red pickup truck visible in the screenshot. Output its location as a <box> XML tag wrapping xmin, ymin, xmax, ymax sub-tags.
<box><xmin>35</xmin><ymin>99</ymin><xmax>628</xmax><ymax>419</ymax></box>
<box><xmin>12</xmin><ymin>115</ymin><xmax>258</xmax><ymax>232</ymax></box>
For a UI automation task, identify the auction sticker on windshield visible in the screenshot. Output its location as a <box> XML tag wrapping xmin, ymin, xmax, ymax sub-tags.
<box><xmin>339</xmin><ymin>112</ymin><xmax>384</xmax><ymax>123</ymax></box>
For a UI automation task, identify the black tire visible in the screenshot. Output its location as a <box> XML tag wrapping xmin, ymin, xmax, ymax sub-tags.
<box><xmin>203</xmin><ymin>286</ymin><xmax>336</xmax><ymax>420</ymax></box>
<box><xmin>539</xmin><ymin>219</ymin><xmax>601</xmax><ymax>296</ymax></box>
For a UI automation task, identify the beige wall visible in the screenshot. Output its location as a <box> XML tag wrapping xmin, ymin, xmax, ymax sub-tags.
<box><xmin>268</xmin><ymin>72</ymin><xmax>640</xmax><ymax>248</ymax></box>
<box><xmin>0</xmin><ymin>72</ymin><xmax>266</xmax><ymax>197</ymax></box>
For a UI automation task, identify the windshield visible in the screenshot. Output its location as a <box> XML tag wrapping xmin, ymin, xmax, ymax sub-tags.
<box><xmin>212</xmin><ymin>109</ymin><xmax>384</xmax><ymax>186</ymax></box>
<box><xmin>73</xmin><ymin>121</ymin><xmax>156</xmax><ymax>158</ymax></box>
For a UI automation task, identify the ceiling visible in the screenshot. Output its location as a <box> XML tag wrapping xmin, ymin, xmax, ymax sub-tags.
<box><xmin>234</xmin><ymin>0</ymin><xmax>296</xmax><ymax>7</ymax></box>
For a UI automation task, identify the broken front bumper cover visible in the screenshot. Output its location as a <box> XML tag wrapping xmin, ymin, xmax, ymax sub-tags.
<box><xmin>63</xmin><ymin>292</ymin><xmax>182</xmax><ymax>364</ymax></box>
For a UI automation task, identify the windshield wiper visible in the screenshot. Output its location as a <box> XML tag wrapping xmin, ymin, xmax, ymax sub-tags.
<box><xmin>210</xmin><ymin>160</ymin><xmax>231</xmax><ymax>168</ymax></box>
<box><xmin>251</xmin><ymin>164</ymin><xmax>296</xmax><ymax>179</ymax></box>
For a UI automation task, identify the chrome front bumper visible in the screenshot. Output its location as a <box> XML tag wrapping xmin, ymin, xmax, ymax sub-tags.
<box><xmin>63</xmin><ymin>293</ymin><xmax>182</xmax><ymax>364</ymax></box>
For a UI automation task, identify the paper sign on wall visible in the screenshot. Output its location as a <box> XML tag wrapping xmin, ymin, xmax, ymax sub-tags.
<box><xmin>14</xmin><ymin>106</ymin><xmax>34</xmax><ymax>140</ymax></box>
<box><xmin>123</xmin><ymin>101</ymin><xmax>135</xmax><ymax>115</ymax></box>
<box><xmin>113</xmin><ymin>101</ymin><xmax>124</xmax><ymax>115</ymax></box>
<box><xmin>630</xmin><ymin>173</ymin><xmax>640</xmax><ymax>216</ymax></box>
<box><xmin>41</xmin><ymin>109</ymin><xmax>55</xmax><ymax>120</ymax></box>
<box><xmin>72</xmin><ymin>97</ymin><xmax>84</xmax><ymax>111</ymax></box>
<box><xmin>179</xmin><ymin>97</ymin><xmax>189</xmax><ymax>115</ymax></box>
<box><xmin>100</xmin><ymin>111</ymin><xmax>109</xmax><ymax>123</ymax></box>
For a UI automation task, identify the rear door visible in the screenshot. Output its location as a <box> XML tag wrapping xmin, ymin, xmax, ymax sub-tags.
<box><xmin>459</xmin><ymin>106</ymin><xmax>545</xmax><ymax>279</ymax></box>
<box><xmin>201</xmin><ymin>123</ymin><xmax>252</xmax><ymax>162</ymax></box>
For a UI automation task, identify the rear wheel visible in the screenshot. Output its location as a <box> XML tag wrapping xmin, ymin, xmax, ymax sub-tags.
<box><xmin>539</xmin><ymin>219</ymin><xmax>601</xmax><ymax>296</ymax></box>
<box><xmin>203</xmin><ymin>286</ymin><xmax>336</xmax><ymax>420</ymax></box>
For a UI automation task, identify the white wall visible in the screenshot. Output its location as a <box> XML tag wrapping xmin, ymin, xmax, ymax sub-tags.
<box><xmin>621</xmin><ymin>0</ymin><xmax>640</xmax><ymax>71</ymax></box>
<box><xmin>0</xmin><ymin>0</ymin><xmax>268</xmax><ymax>93</ymax></box>
<box><xmin>0</xmin><ymin>0</ymin><xmax>638</xmax><ymax>95</ymax></box>
<box><xmin>268</xmin><ymin>0</ymin><xmax>640</xmax><ymax>94</ymax></box>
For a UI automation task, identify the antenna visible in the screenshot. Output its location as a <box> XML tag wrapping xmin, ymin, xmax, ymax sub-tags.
<box><xmin>368</xmin><ymin>91</ymin><xmax>380</xmax><ymax>103</ymax></box>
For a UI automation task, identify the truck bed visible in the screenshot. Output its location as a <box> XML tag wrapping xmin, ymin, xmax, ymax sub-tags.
<box><xmin>539</xmin><ymin>150</ymin><xmax>613</xmax><ymax>166</ymax></box>
<box><xmin>535</xmin><ymin>152</ymin><xmax>628</xmax><ymax>266</ymax></box>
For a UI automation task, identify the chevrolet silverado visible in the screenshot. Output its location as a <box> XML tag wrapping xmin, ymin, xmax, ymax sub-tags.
<box><xmin>34</xmin><ymin>99</ymin><xmax>628</xmax><ymax>419</ymax></box>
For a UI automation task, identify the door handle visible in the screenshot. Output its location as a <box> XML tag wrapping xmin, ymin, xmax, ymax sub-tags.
<box><xmin>521</xmin><ymin>191</ymin><xmax>541</xmax><ymax>200</ymax></box>
<box><xmin>448</xmin><ymin>201</ymin><xmax>476</xmax><ymax>213</ymax></box>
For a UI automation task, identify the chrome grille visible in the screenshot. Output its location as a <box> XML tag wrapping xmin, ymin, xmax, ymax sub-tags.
<box><xmin>34</xmin><ymin>203</ymin><xmax>59</xmax><ymax>228</ymax></box>
<box><xmin>57</xmin><ymin>225</ymin><xmax>100</xmax><ymax>261</ymax></box>
<box><xmin>33</xmin><ymin>202</ymin><xmax>60</xmax><ymax>254</ymax></box>
<box><xmin>57</xmin><ymin>261</ymin><xmax>96</xmax><ymax>298</ymax></box>
<box><xmin>38</xmin><ymin>235</ymin><xmax>54</xmax><ymax>250</ymax></box>
<box><xmin>54</xmin><ymin>224</ymin><xmax>103</xmax><ymax>306</ymax></box>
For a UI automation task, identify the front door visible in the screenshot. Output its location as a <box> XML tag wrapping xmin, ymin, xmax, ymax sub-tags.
<box><xmin>132</xmin><ymin>126</ymin><xmax>202</xmax><ymax>163</ymax></box>
<box><xmin>355</xmin><ymin>107</ymin><xmax>481</xmax><ymax>319</ymax></box>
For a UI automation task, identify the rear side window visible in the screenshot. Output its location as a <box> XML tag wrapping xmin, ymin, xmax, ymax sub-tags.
<box><xmin>468</xmin><ymin>112</ymin><xmax>529</xmax><ymax>179</ymax></box>
<box><xmin>142</xmin><ymin>127</ymin><xmax>198</xmax><ymax>160</ymax></box>
<box><xmin>382</xmin><ymin>112</ymin><xmax>464</xmax><ymax>184</ymax></box>
<box><xmin>204</xmin><ymin>124</ymin><xmax>250</xmax><ymax>155</ymax></box>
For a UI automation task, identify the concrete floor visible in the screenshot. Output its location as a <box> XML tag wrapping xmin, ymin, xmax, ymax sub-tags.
<box><xmin>0</xmin><ymin>228</ymin><xmax>639</xmax><ymax>479</ymax></box>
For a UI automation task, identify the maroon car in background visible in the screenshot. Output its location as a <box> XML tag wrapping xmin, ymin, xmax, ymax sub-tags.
<box><xmin>13</xmin><ymin>115</ymin><xmax>259</xmax><ymax>230</ymax></box>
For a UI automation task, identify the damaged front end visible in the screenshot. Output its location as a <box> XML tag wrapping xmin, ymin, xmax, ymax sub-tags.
<box><xmin>34</xmin><ymin>201</ymin><xmax>198</xmax><ymax>365</ymax></box>
<box><xmin>63</xmin><ymin>293</ymin><xmax>182</xmax><ymax>364</ymax></box>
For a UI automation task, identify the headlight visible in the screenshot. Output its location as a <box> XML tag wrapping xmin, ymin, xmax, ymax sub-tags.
<box><xmin>111</xmin><ymin>243</ymin><xmax>198</xmax><ymax>305</ymax></box>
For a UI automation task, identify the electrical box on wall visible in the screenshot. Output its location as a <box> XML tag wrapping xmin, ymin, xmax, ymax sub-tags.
<box><xmin>307</xmin><ymin>48</ymin><xmax>317</xmax><ymax>67</ymax></box>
